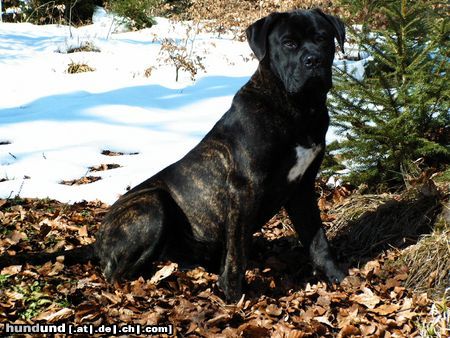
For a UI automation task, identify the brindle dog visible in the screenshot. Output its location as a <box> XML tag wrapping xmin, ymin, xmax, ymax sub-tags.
<box><xmin>0</xmin><ymin>8</ymin><xmax>346</xmax><ymax>301</ymax></box>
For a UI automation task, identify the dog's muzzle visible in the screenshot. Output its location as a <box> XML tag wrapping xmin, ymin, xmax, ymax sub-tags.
<box><xmin>304</xmin><ymin>54</ymin><xmax>322</xmax><ymax>69</ymax></box>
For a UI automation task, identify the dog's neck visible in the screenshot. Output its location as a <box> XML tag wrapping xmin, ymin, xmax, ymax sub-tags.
<box><xmin>252</xmin><ymin>63</ymin><xmax>329</xmax><ymax>113</ymax></box>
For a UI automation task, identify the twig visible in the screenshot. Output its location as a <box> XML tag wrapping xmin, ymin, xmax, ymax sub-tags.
<box><xmin>26</xmin><ymin>1</ymin><xmax>56</xmax><ymax>23</ymax></box>
<box><xmin>69</xmin><ymin>0</ymin><xmax>79</xmax><ymax>39</ymax></box>
<box><xmin>106</xmin><ymin>16</ymin><xmax>116</xmax><ymax>40</ymax></box>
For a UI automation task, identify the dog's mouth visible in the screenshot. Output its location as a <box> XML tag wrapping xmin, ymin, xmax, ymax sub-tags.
<box><xmin>306</xmin><ymin>72</ymin><xmax>325</xmax><ymax>84</ymax></box>
<box><xmin>308</xmin><ymin>66</ymin><xmax>327</xmax><ymax>79</ymax></box>
<box><xmin>285</xmin><ymin>71</ymin><xmax>329</xmax><ymax>95</ymax></box>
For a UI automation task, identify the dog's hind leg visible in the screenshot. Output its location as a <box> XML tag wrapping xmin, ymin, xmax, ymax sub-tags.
<box><xmin>95</xmin><ymin>187</ymin><xmax>175</xmax><ymax>282</ymax></box>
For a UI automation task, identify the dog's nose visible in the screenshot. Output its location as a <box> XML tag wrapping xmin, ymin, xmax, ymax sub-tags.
<box><xmin>304</xmin><ymin>55</ymin><xmax>321</xmax><ymax>69</ymax></box>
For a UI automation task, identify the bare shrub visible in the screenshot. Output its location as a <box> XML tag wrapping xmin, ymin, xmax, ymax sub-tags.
<box><xmin>157</xmin><ymin>23</ymin><xmax>206</xmax><ymax>81</ymax></box>
<box><xmin>169</xmin><ymin>0</ymin><xmax>345</xmax><ymax>40</ymax></box>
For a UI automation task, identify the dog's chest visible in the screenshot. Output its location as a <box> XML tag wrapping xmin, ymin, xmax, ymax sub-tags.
<box><xmin>287</xmin><ymin>144</ymin><xmax>322</xmax><ymax>182</ymax></box>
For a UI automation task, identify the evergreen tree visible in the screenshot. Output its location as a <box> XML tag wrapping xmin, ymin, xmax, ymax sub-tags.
<box><xmin>329</xmin><ymin>0</ymin><xmax>449</xmax><ymax>189</ymax></box>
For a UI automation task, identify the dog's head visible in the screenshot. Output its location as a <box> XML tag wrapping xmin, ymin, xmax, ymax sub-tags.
<box><xmin>246</xmin><ymin>9</ymin><xmax>345</xmax><ymax>94</ymax></box>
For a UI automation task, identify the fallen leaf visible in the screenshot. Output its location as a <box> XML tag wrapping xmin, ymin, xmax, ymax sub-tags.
<box><xmin>1</xmin><ymin>265</ymin><xmax>22</xmax><ymax>275</ymax></box>
<box><xmin>4</xmin><ymin>290</ymin><xmax>24</xmax><ymax>300</ymax></box>
<box><xmin>382</xmin><ymin>278</ymin><xmax>400</xmax><ymax>291</ymax></box>
<box><xmin>350</xmin><ymin>287</ymin><xmax>381</xmax><ymax>309</ymax></box>
<box><xmin>413</xmin><ymin>293</ymin><xmax>429</xmax><ymax>307</ymax></box>
<box><xmin>150</xmin><ymin>262</ymin><xmax>177</xmax><ymax>284</ymax></box>
<box><xmin>285</xmin><ymin>330</ymin><xmax>306</xmax><ymax>338</ymax></box>
<box><xmin>38</xmin><ymin>261</ymin><xmax>64</xmax><ymax>276</ymax></box>
<box><xmin>78</xmin><ymin>225</ymin><xmax>88</xmax><ymax>237</ymax></box>
<box><xmin>101</xmin><ymin>291</ymin><xmax>122</xmax><ymax>305</ymax></box>
<box><xmin>75</xmin><ymin>302</ymin><xmax>102</xmax><ymax>323</ymax></box>
<box><xmin>360</xmin><ymin>323</ymin><xmax>378</xmax><ymax>336</ymax></box>
<box><xmin>370</xmin><ymin>303</ymin><xmax>400</xmax><ymax>315</ymax></box>
<box><xmin>6</xmin><ymin>230</ymin><xmax>27</xmax><ymax>244</ymax></box>
<box><xmin>207</xmin><ymin>313</ymin><xmax>231</xmax><ymax>325</ymax></box>
<box><xmin>396</xmin><ymin>310</ymin><xmax>418</xmax><ymax>323</ymax></box>
<box><xmin>35</xmin><ymin>307</ymin><xmax>74</xmax><ymax>322</ymax></box>
<box><xmin>337</xmin><ymin>324</ymin><xmax>360</xmax><ymax>338</ymax></box>
<box><xmin>315</xmin><ymin>315</ymin><xmax>333</xmax><ymax>327</ymax></box>
<box><xmin>394</xmin><ymin>273</ymin><xmax>408</xmax><ymax>281</ymax></box>
<box><xmin>130</xmin><ymin>277</ymin><xmax>148</xmax><ymax>297</ymax></box>
<box><xmin>266</xmin><ymin>304</ymin><xmax>282</xmax><ymax>317</ymax></box>
<box><xmin>316</xmin><ymin>295</ymin><xmax>331</xmax><ymax>308</ymax></box>
<box><xmin>186</xmin><ymin>322</ymin><xmax>198</xmax><ymax>334</ymax></box>
<box><xmin>239</xmin><ymin>324</ymin><xmax>270</xmax><ymax>338</ymax></box>
<box><xmin>336</xmin><ymin>304</ymin><xmax>359</xmax><ymax>328</ymax></box>
<box><xmin>362</xmin><ymin>260</ymin><xmax>381</xmax><ymax>276</ymax></box>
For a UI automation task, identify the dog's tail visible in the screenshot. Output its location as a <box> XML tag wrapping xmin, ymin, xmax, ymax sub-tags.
<box><xmin>0</xmin><ymin>244</ymin><xmax>97</xmax><ymax>268</ymax></box>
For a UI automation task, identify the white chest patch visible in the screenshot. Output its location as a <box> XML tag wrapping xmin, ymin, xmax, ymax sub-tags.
<box><xmin>287</xmin><ymin>144</ymin><xmax>322</xmax><ymax>182</ymax></box>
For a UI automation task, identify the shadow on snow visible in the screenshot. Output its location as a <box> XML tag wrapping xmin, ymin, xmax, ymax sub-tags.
<box><xmin>0</xmin><ymin>75</ymin><xmax>249</xmax><ymax>135</ymax></box>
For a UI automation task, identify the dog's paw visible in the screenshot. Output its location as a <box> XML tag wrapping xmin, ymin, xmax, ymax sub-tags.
<box><xmin>217</xmin><ymin>273</ymin><xmax>243</xmax><ymax>302</ymax></box>
<box><xmin>312</xmin><ymin>264</ymin><xmax>346</xmax><ymax>285</ymax></box>
<box><xmin>325</xmin><ymin>267</ymin><xmax>346</xmax><ymax>284</ymax></box>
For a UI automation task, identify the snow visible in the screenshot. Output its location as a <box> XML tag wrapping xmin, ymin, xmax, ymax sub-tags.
<box><xmin>0</xmin><ymin>14</ymin><xmax>367</xmax><ymax>204</ymax></box>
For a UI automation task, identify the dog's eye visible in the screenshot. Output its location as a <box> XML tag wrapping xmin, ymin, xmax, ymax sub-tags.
<box><xmin>283</xmin><ymin>40</ymin><xmax>298</xmax><ymax>49</ymax></box>
<box><xmin>316</xmin><ymin>34</ymin><xmax>326</xmax><ymax>42</ymax></box>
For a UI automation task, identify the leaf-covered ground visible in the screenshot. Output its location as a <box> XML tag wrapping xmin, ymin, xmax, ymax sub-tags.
<box><xmin>0</xmin><ymin>187</ymin><xmax>445</xmax><ymax>337</ymax></box>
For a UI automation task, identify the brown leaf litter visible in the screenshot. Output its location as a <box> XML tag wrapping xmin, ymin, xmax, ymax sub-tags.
<box><xmin>0</xmin><ymin>181</ymin><xmax>448</xmax><ymax>337</ymax></box>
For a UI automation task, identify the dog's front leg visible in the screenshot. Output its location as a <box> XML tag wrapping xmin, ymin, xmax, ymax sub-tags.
<box><xmin>217</xmin><ymin>181</ymin><xmax>254</xmax><ymax>302</ymax></box>
<box><xmin>285</xmin><ymin>180</ymin><xmax>345</xmax><ymax>283</ymax></box>
<box><xmin>218</xmin><ymin>207</ymin><xmax>250</xmax><ymax>302</ymax></box>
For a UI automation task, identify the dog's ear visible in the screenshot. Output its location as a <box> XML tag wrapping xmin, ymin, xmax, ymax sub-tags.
<box><xmin>246</xmin><ymin>13</ymin><xmax>283</xmax><ymax>61</ymax></box>
<box><xmin>313</xmin><ymin>8</ymin><xmax>346</xmax><ymax>53</ymax></box>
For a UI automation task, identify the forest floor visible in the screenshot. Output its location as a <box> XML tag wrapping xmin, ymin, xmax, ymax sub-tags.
<box><xmin>1</xmin><ymin>179</ymin><xmax>448</xmax><ymax>337</ymax></box>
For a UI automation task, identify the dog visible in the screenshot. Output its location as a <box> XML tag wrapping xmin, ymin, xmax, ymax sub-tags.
<box><xmin>0</xmin><ymin>8</ymin><xmax>345</xmax><ymax>301</ymax></box>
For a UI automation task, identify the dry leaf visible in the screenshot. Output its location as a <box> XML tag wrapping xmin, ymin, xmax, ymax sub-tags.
<box><xmin>316</xmin><ymin>295</ymin><xmax>331</xmax><ymax>308</ymax></box>
<box><xmin>35</xmin><ymin>307</ymin><xmax>74</xmax><ymax>322</ymax></box>
<box><xmin>1</xmin><ymin>265</ymin><xmax>22</xmax><ymax>275</ymax></box>
<box><xmin>239</xmin><ymin>324</ymin><xmax>270</xmax><ymax>338</ymax></box>
<box><xmin>130</xmin><ymin>277</ymin><xmax>148</xmax><ymax>297</ymax></box>
<box><xmin>370</xmin><ymin>303</ymin><xmax>400</xmax><ymax>315</ymax></box>
<box><xmin>413</xmin><ymin>293</ymin><xmax>429</xmax><ymax>307</ymax></box>
<box><xmin>360</xmin><ymin>323</ymin><xmax>378</xmax><ymax>336</ymax></box>
<box><xmin>101</xmin><ymin>291</ymin><xmax>122</xmax><ymax>305</ymax></box>
<box><xmin>38</xmin><ymin>261</ymin><xmax>64</xmax><ymax>276</ymax></box>
<box><xmin>6</xmin><ymin>230</ymin><xmax>27</xmax><ymax>244</ymax></box>
<box><xmin>314</xmin><ymin>315</ymin><xmax>333</xmax><ymax>327</ymax></box>
<box><xmin>78</xmin><ymin>225</ymin><xmax>88</xmax><ymax>237</ymax></box>
<box><xmin>394</xmin><ymin>273</ymin><xmax>408</xmax><ymax>281</ymax></box>
<box><xmin>266</xmin><ymin>304</ymin><xmax>282</xmax><ymax>317</ymax></box>
<box><xmin>382</xmin><ymin>278</ymin><xmax>400</xmax><ymax>291</ymax></box>
<box><xmin>350</xmin><ymin>287</ymin><xmax>381</xmax><ymax>309</ymax></box>
<box><xmin>4</xmin><ymin>290</ymin><xmax>24</xmax><ymax>300</ymax></box>
<box><xmin>75</xmin><ymin>302</ymin><xmax>102</xmax><ymax>323</ymax></box>
<box><xmin>337</xmin><ymin>324</ymin><xmax>360</xmax><ymax>338</ymax></box>
<box><xmin>150</xmin><ymin>262</ymin><xmax>177</xmax><ymax>284</ymax></box>
<box><xmin>362</xmin><ymin>260</ymin><xmax>381</xmax><ymax>276</ymax></box>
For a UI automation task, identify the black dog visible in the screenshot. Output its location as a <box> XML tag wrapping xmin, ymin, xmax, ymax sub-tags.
<box><xmin>0</xmin><ymin>9</ymin><xmax>345</xmax><ymax>301</ymax></box>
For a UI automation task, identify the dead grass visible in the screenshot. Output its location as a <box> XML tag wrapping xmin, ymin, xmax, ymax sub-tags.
<box><xmin>57</xmin><ymin>41</ymin><xmax>100</xmax><ymax>54</ymax></box>
<box><xmin>327</xmin><ymin>181</ymin><xmax>443</xmax><ymax>264</ymax></box>
<box><xmin>402</xmin><ymin>211</ymin><xmax>449</xmax><ymax>299</ymax></box>
<box><xmin>67</xmin><ymin>42</ymin><xmax>100</xmax><ymax>54</ymax></box>
<box><xmin>60</xmin><ymin>176</ymin><xmax>101</xmax><ymax>186</ymax></box>
<box><xmin>67</xmin><ymin>61</ymin><xmax>95</xmax><ymax>74</ymax></box>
